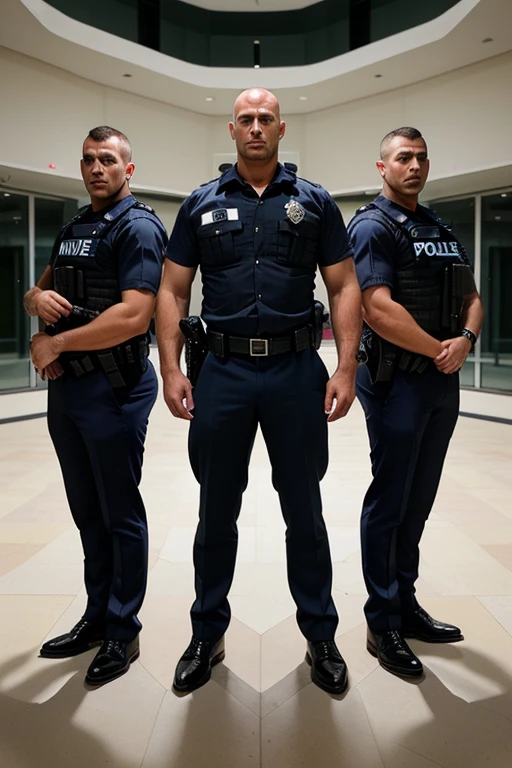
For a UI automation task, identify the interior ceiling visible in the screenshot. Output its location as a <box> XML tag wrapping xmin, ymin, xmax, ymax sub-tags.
<box><xmin>181</xmin><ymin>0</ymin><xmax>322</xmax><ymax>9</ymax></box>
<box><xmin>0</xmin><ymin>1</ymin><xmax>511</xmax><ymax>116</ymax></box>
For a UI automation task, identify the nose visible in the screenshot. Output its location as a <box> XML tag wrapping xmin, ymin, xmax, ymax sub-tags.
<box><xmin>250</xmin><ymin>119</ymin><xmax>262</xmax><ymax>135</ymax></box>
<box><xmin>91</xmin><ymin>159</ymin><xmax>103</xmax><ymax>175</ymax></box>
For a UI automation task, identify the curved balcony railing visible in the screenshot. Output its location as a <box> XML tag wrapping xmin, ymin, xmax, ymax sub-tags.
<box><xmin>45</xmin><ymin>0</ymin><xmax>461</xmax><ymax>67</ymax></box>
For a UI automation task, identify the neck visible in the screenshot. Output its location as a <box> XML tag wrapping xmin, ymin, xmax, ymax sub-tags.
<box><xmin>236</xmin><ymin>156</ymin><xmax>279</xmax><ymax>193</ymax></box>
<box><xmin>90</xmin><ymin>184</ymin><xmax>131</xmax><ymax>212</ymax></box>
<box><xmin>381</xmin><ymin>185</ymin><xmax>418</xmax><ymax>212</ymax></box>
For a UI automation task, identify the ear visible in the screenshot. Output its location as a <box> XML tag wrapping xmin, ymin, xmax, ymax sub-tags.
<box><xmin>125</xmin><ymin>162</ymin><xmax>135</xmax><ymax>180</ymax></box>
<box><xmin>279</xmin><ymin>121</ymin><xmax>286</xmax><ymax>140</ymax></box>
<box><xmin>376</xmin><ymin>160</ymin><xmax>386</xmax><ymax>179</ymax></box>
<box><xmin>228</xmin><ymin>121</ymin><xmax>236</xmax><ymax>140</ymax></box>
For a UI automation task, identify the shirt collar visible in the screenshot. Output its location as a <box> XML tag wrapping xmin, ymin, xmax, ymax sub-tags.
<box><xmin>217</xmin><ymin>162</ymin><xmax>296</xmax><ymax>193</ymax></box>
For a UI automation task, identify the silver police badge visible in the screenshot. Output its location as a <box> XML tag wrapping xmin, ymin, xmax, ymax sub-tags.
<box><xmin>284</xmin><ymin>200</ymin><xmax>306</xmax><ymax>225</ymax></box>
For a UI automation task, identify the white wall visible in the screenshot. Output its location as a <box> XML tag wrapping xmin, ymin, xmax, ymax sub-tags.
<box><xmin>2</xmin><ymin>46</ymin><xmax>511</xmax><ymax>198</ymax></box>
<box><xmin>301</xmin><ymin>51</ymin><xmax>512</xmax><ymax>194</ymax></box>
<box><xmin>0</xmin><ymin>47</ymin><xmax>211</xmax><ymax>196</ymax></box>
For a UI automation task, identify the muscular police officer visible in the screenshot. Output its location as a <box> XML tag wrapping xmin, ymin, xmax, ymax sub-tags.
<box><xmin>348</xmin><ymin>127</ymin><xmax>484</xmax><ymax>678</ymax></box>
<box><xmin>156</xmin><ymin>88</ymin><xmax>361</xmax><ymax>695</ymax></box>
<box><xmin>24</xmin><ymin>126</ymin><xmax>167</xmax><ymax>686</ymax></box>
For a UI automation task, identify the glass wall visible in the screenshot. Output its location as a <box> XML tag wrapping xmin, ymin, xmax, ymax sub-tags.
<box><xmin>430</xmin><ymin>190</ymin><xmax>512</xmax><ymax>395</ymax></box>
<box><xmin>481</xmin><ymin>192</ymin><xmax>512</xmax><ymax>392</ymax></box>
<box><xmin>0</xmin><ymin>192</ymin><xmax>78</xmax><ymax>392</ymax></box>
<box><xmin>0</xmin><ymin>193</ymin><xmax>30</xmax><ymax>390</ymax></box>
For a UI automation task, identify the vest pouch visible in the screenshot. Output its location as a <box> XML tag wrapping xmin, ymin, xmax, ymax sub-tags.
<box><xmin>197</xmin><ymin>220</ymin><xmax>243</xmax><ymax>269</ymax></box>
<box><xmin>275</xmin><ymin>213</ymin><xmax>319</xmax><ymax>270</ymax></box>
<box><xmin>53</xmin><ymin>265</ymin><xmax>85</xmax><ymax>302</ymax></box>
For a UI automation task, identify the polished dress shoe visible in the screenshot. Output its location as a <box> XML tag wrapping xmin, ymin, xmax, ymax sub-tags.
<box><xmin>306</xmin><ymin>640</ymin><xmax>348</xmax><ymax>694</ymax></box>
<box><xmin>39</xmin><ymin>619</ymin><xmax>104</xmax><ymax>658</ymax></box>
<box><xmin>173</xmin><ymin>637</ymin><xmax>225</xmax><ymax>693</ymax></box>
<box><xmin>402</xmin><ymin>606</ymin><xmax>463</xmax><ymax>643</ymax></box>
<box><xmin>85</xmin><ymin>636</ymin><xmax>140</xmax><ymax>686</ymax></box>
<box><xmin>367</xmin><ymin>628</ymin><xmax>423</xmax><ymax>678</ymax></box>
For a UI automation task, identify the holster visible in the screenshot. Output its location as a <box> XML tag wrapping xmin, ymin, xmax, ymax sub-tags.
<box><xmin>179</xmin><ymin>316</ymin><xmax>208</xmax><ymax>388</ymax></box>
<box><xmin>361</xmin><ymin>326</ymin><xmax>398</xmax><ymax>384</ymax></box>
<box><xmin>312</xmin><ymin>300</ymin><xmax>329</xmax><ymax>350</ymax></box>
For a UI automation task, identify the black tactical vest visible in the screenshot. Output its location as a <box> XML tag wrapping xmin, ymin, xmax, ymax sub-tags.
<box><xmin>51</xmin><ymin>196</ymin><xmax>147</xmax><ymax>315</ymax></box>
<box><xmin>352</xmin><ymin>200</ymin><xmax>475</xmax><ymax>338</ymax></box>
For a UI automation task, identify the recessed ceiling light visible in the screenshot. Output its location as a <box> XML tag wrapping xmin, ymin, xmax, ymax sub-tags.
<box><xmin>122</xmin><ymin>73</ymin><xmax>132</xmax><ymax>78</ymax></box>
<box><xmin>254</xmin><ymin>64</ymin><xmax>260</xmax><ymax>69</ymax></box>
<box><xmin>205</xmin><ymin>97</ymin><xmax>214</xmax><ymax>102</ymax></box>
<box><xmin>482</xmin><ymin>38</ymin><xmax>493</xmax><ymax>43</ymax></box>
<box><xmin>495</xmin><ymin>216</ymin><xmax>502</xmax><ymax>220</ymax></box>
<box><xmin>254</xmin><ymin>40</ymin><xmax>260</xmax><ymax>44</ymax></box>
<box><xmin>501</xmin><ymin>193</ymin><xmax>508</xmax><ymax>197</ymax></box>
<box><xmin>299</xmin><ymin>96</ymin><xmax>307</xmax><ymax>101</ymax></box>
<box><xmin>374</xmin><ymin>74</ymin><xmax>383</xmax><ymax>78</ymax></box>
<box><xmin>3</xmin><ymin>192</ymin><xmax>10</xmax><ymax>197</ymax></box>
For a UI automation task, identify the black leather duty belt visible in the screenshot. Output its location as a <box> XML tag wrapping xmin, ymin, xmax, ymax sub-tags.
<box><xmin>207</xmin><ymin>326</ymin><xmax>313</xmax><ymax>358</ymax></box>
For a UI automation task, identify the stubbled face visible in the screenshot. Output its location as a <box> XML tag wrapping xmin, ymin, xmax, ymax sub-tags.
<box><xmin>80</xmin><ymin>136</ymin><xmax>133</xmax><ymax>208</ymax></box>
<box><xmin>377</xmin><ymin>137</ymin><xmax>430</xmax><ymax>199</ymax></box>
<box><xmin>229</xmin><ymin>90</ymin><xmax>285</xmax><ymax>164</ymax></box>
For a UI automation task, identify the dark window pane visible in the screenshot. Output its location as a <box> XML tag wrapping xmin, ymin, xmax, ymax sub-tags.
<box><xmin>480</xmin><ymin>191</ymin><xmax>512</xmax><ymax>392</ymax></box>
<box><xmin>0</xmin><ymin>193</ymin><xmax>30</xmax><ymax>390</ymax></box>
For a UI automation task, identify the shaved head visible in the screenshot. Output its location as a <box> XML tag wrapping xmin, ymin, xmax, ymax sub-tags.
<box><xmin>380</xmin><ymin>127</ymin><xmax>426</xmax><ymax>160</ymax></box>
<box><xmin>233</xmin><ymin>88</ymin><xmax>281</xmax><ymax>122</ymax></box>
<box><xmin>85</xmin><ymin>126</ymin><xmax>132</xmax><ymax>163</ymax></box>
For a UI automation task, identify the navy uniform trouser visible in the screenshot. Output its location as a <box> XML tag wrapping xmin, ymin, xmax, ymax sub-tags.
<box><xmin>356</xmin><ymin>363</ymin><xmax>460</xmax><ymax>632</ymax></box>
<box><xmin>188</xmin><ymin>347</ymin><xmax>339</xmax><ymax>643</ymax></box>
<box><xmin>47</xmin><ymin>363</ymin><xmax>157</xmax><ymax>641</ymax></box>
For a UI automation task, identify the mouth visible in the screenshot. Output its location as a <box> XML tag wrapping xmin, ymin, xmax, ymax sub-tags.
<box><xmin>406</xmin><ymin>177</ymin><xmax>421</xmax><ymax>183</ymax></box>
<box><xmin>90</xmin><ymin>180</ymin><xmax>107</xmax><ymax>186</ymax></box>
<box><xmin>248</xmin><ymin>141</ymin><xmax>265</xmax><ymax>147</ymax></box>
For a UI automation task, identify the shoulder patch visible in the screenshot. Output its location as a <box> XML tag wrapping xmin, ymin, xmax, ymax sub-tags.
<box><xmin>200</xmin><ymin>176</ymin><xmax>221</xmax><ymax>187</ymax></box>
<box><xmin>134</xmin><ymin>201</ymin><xmax>155</xmax><ymax>214</ymax></box>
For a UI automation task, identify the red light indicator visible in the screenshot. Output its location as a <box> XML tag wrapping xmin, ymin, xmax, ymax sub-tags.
<box><xmin>48</xmin><ymin>163</ymin><xmax>56</xmax><ymax>169</ymax></box>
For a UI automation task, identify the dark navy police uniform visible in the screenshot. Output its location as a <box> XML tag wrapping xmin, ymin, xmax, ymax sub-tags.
<box><xmin>47</xmin><ymin>195</ymin><xmax>166</xmax><ymax>641</ymax></box>
<box><xmin>167</xmin><ymin>163</ymin><xmax>353</xmax><ymax>642</ymax></box>
<box><xmin>348</xmin><ymin>195</ymin><xmax>475</xmax><ymax>632</ymax></box>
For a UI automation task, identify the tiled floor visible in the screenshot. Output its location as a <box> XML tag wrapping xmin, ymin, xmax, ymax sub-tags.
<box><xmin>1</xmin><ymin>347</ymin><xmax>512</xmax><ymax>767</ymax></box>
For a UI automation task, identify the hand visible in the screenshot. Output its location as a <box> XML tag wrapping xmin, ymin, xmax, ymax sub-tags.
<box><xmin>35</xmin><ymin>290</ymin><xmax>72</xmax><ymax>325</ymax></box>
<box><xmin>41</xmin><ymin>361</ymin><xmax>64</xmax><ymax>381</ymax></box>
<box><xmin>162</xmin><ymin>370</ymin><xmax>195</xmax><ymax>420</ymax></box>
<box><xmin>434</xmin><ymin>336</ymin><xmax>472</xmax><ymax>374</ymax></box>
<box><xmin>30</xmin><ymin>332</ymin><xmax>60</xmax><ymax>374</ymax></box>
<box><xmin>324</xmin><ymin>370</ymin><xmax>356</xmax><ymax>422</ymax></box>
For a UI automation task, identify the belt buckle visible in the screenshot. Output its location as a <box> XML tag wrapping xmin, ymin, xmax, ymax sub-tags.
<box><xmin>249</xmin><ymin>338</ymin><xmax>268</xmax><ymax>356</ymax></box>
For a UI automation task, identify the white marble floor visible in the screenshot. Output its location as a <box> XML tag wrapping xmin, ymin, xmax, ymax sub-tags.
<box><xmin>1</xmin><ymin>347</ymin><xmax>512</xmax><ymax>767</ymax></box>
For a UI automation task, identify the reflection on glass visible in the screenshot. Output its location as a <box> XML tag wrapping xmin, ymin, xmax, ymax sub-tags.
<box><xmin>0</xmin><ymin>193</ymin><xmax>30</xmax><ymax>390</ymax></box>
<box><xmin>480</xmin><ymin>191</ymin><xmax>512</xmax><ymax>393</ymax></box>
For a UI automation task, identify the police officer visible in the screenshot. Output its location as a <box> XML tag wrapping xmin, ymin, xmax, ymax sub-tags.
<box><xmin>156</xmin><ymin>88</ymin><xmax>361</xmax><ymax>695</ymax></box>
<box><xmin>24</xmin><ymin>126</ymin><xmax>167</xmax><ymax>686</ymax></box>
<box><xmin>348</xmin><ymin>127</ymin><xmax>484</xmax><ymax>678</ymax></box>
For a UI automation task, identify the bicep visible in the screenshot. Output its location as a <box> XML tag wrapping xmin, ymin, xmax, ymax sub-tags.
<box><xmin>362</xmin><ymin>285</ymin><xmax>393</xmax><ymax>317</ymax></box>
<box><xmin>120</xmin><ymin>288</ymin><xmax>156</xmax><ymax>322</ymax></box>
<box><xmin>320</xmin><ymin>257</ymin><xmax>358</xmax><ymax>296</ymax></box>
<box><xmin>160</xmin><ymin>259</ymin><xmax>196</xmax><ymax>301</ymax></box>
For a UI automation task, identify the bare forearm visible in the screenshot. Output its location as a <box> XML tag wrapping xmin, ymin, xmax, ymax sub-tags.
<box><xmin>330</xmin><ymin>284</ymin><xmax>362</xmax><ymax>376</ymax></box>
<box><xmin>24</xmin><ymin>286</ymin><xmax>43</xmax><ymax>317</ymax></box>
<box><xmin>156</xmin><ymin>289</ymin><xmax>190</xmax><ymax>376</ymax></box>
<box><xmin>462</xmin><ymin>293</ymin><xmax>484</xmax><ymax>338</ymax></box>
<box><xmin>366</xmin><ymin>301</ymin><xmax>443</xmax><ymax>358</ymax></box>
<box><xmin>53</xmin><ymin>302</ymin><xmax>153</xmax><ymax>353</ymax></box>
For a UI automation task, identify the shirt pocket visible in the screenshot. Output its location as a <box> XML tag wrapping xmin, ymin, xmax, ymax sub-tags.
<box><xmin>274</xmin><ymin>211</ymin><xmax>320</xmax><ymax>270</ymax></box>
<box><xmin>197</xmin><ymin>220</ymin><xmax>244</xmax><ymax>269</ymax></box>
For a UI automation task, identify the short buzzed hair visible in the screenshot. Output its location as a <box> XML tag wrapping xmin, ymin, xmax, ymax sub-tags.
<box><xmin>86</xmin><ymin>126</ymin><xmax>132</xmax><ymax>161</ymax></box>
<box><xmin>380</xmin><ymin>127</ymin><xmax>426</xmax><ymax>159</ymax></box>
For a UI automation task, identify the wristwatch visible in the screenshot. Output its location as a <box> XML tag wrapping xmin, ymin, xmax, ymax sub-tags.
<box><xmin>461</xmin><ymin>328</ymin><xmax>477</xmax><ymax>352</ymax></box>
